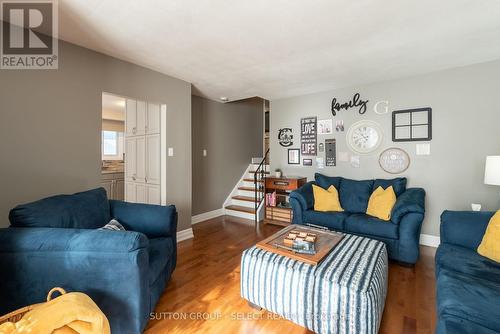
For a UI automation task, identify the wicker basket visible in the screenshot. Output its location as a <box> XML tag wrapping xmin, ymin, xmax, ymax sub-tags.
<box><xmin>0</xmin><ymin>287</ymin><xmax>67</xmax><ymax>325</ymax></box>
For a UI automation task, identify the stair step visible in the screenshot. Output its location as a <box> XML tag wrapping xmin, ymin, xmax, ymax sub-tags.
<box><xmin>232</xmin><ymin>195</ymin><xmax>258</xmax><ymax>202</ymax></box>
<box><xmin>238</xmin><ymin>186</ymin><xmax>263</xmax><ymax>192</ymax></box>
<box><xmin>243</xmin><ymin>178</ymin><xmax>264</xmax><ymax>183</ymax></box>
<box><xmin>225</xmin><ymin>205</ymin><xmax>256</xmax><ymax>214</ymax></box>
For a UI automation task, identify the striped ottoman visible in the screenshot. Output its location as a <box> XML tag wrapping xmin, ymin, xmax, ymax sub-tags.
<box><xmin>240</xmin><ymin>233</ymin><xmax>388</xmax><ymax>334</ymax></box>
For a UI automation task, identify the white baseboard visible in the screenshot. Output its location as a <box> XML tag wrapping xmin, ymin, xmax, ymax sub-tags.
<box><xmin>420</xmin><ymin>233</ymin><xmax>440</xmax><ymax>248</ymax></box>
<box><xmin>191</xmin><ymin>208</ymin><xmax>224</xmax><ymax>225</ymax></box>
<box><xmin>177</xmin><ymin>228</ymin><xmax>194</xmax><ymax>242</ymax></box>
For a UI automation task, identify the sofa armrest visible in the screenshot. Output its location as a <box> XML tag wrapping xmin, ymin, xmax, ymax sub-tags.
<box><xmin>0</xmin><ymin>227</ymin><xmax>148</xmax><ymax>253</ymax></box>
<box><xmin>290</xmin><ymin>181</ymin><xmax>315</xmax><ymax>211</ymax></box>
<box><xmin>440</xmin><ymin>210</ymin><xmax>494</xmax><ymax>250</ymax></box>
<box><xmin>110</xmin><ymin>201</ymin><xmax>177</xmax><ymax>239</ymax></box>
<box><xmin>391</xmin><ymin>188</ymin><xmax>425</xmax><ymax>224</ymax></box>
<box><xmin>0</xmin><ymin>227</ymin><xmax>150</xmax><ymax>333</ymax></box>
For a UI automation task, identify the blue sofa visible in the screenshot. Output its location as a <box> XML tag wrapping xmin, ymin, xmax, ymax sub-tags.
<box><xmin>290</xmin><ymin>173</ymin><xmax>425</xmax><ymax>264</ymax></box>
<box><xmin>0</xmin><ymin>188</ymin><xmax>177</xmax><ymax>334</ymax></box>
<box><xmin>436</xmin><ymin>211</ymin><xmax>500</xmax><ymax>334</ymax></box>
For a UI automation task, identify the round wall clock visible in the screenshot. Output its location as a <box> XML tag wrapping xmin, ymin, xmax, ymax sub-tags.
<box><xmin>379</xmin><ymin>147</ymin><xmax>410</xmax><ymax>174</ymax></box>
<box><xmin>346</xmin><ymin>120</ymin><xmax>384</xmax><ymax>154</ymax></box>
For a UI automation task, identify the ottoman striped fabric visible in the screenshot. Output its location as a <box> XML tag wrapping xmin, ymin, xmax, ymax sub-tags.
<box><xmin>241</xmin><ymin>234</ymin><xmax>388</xmax><ymax>334</ymax></box>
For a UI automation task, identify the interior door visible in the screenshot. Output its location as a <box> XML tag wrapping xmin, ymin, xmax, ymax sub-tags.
<box><xmin>146</xmin><ymin>134</ymin><xmax>160</xmax><ymax>185</ymax></box>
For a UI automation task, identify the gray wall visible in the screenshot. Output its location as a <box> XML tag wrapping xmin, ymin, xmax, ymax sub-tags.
<box><xmin>192</xmin><ymin>96</ymin><xmax>263</xmax><ymax>215</ymax></box>
<box><xmin>271</xmin><ymin>60</ymin><xmax>500</xmax><ymax>237</ymax></box>
<box><xmin>0</xmin><ymin>40</ymin><xmax>192</xmax><ymax>231</ymax></box>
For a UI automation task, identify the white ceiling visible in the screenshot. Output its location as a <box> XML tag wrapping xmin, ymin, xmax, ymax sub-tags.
<box><xmin>102</xmin><ymin>93</ymin><xmax>125</xmax><ymax>120</ymax></box>
<box><xmin>59</xmin><ymin>0</ymin><xmax>500</xmax><ymax>101</ymax></box>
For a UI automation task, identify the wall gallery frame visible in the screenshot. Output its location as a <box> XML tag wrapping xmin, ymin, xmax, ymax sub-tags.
<box><xmin>392</xmin><ymin>107</ymin><xmax>432</xmax><ymax>142</ymax></box>
<box><xmin>288</xmin><ymin>148</ymin><xmax>300</xmax><ymax>164</ymax></box>
<box><xmin>300</xmin><ymin>116</ymin><xmax>317</xmax><ymax>155</ymax></box>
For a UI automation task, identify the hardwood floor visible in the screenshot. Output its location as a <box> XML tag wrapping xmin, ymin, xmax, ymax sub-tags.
<box><xmin>145</xmin><ymin>216</ymin><xmax>437</xmax><ymax>334</ymax></box>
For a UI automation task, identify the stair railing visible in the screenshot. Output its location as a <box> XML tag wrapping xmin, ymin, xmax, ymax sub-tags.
<box><xmin>254</xmin><ymin>149</ymin><xmax>270</xmax><ymax>225</ymax></box>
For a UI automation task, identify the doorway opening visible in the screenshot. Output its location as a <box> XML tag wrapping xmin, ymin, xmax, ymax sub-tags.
<box><xmin>101</xmin><ymin>93</ymin><xmax>126</xmax><ymax>200</ymax></box>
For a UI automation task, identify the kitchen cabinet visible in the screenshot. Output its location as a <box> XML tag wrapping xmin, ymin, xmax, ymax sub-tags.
<box><xmin>124</xmin><ymin>100</ymin><xmax>162</xmax><ymax>205</ymax></box>
<box><xmin>101</xmin><ymin>172</ymin><xmax>125</xmax><ymax>200</ymax></box>
<box><xmin>125</xmin><ymin>99</ymin><xmax>136</xmax><ymax>136</ymax></box>
<box><xmin>147</xmin><ymin>103</ymin><xmax>160</xmax><ymax>134</ymax></box>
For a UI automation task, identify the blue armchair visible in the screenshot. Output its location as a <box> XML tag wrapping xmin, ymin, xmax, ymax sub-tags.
<box><xmin>290</xmin><ymin>174</ymin><xmax>425</xmax><ymax>264</ymax></box>
<box><xmin>0</xmin><ymin>188</ymin><xmax>177</xmax><ymax>334</ymax></box>
<box><xmin>436</xmin><ymin>211</ymin><xmax>500</xmax><ymax>334</ymax></box>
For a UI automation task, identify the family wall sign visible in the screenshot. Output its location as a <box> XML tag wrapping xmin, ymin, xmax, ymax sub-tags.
<box><xmin>331</xmin><ymin>93</ymin><xmax>369</xmax><ymax>116</ymax></box>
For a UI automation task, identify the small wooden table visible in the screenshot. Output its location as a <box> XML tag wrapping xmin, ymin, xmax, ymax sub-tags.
<box><xmin>256</xmin><ymin>225</ymin><xmax>344</xmax><ymax>265</ymax></box>
<box><xmin>264</xmin><ymin>176</ymin><xmax>307</xmax><ymax>226</ymax></box>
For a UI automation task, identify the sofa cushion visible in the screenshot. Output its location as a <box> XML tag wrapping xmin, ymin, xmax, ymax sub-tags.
<box><xmin>437</xmin><ymin>315</ymin><xmax>500</xmax><ymax>334</ymax></box>
<box><xmin>312</xmin><ymin>185</ymin><xmax>343</xmax><ymax>212</ymax></box>
<box><xmin>339</xmin><ymin>178</ymin><xmax>374</xmax><ymax>213</ymax></box>
<box><xmin>303</xmin><ymin>210</ymin><xmax>348</xmax><ymax>230</ymax></box>
<box><xmin>373</xmin><ymin>178</ymin><xmax>407</xmax><ymax>197</ymax></box>
<box><xmin>477</xmin><ymin>210</ymin><xmax>500</xmax><ymax>263</ymax></box>
<box><xmin>345</xmin><ymin>214</ymin><xmax>399</xmax><ymax>239</ymax></box>
<box><xmin>9</xmin><ymin>188</ymin><xmax>110</xmax><ymax>229</ymax></box>
<box><xmin>437</xmin><ymin>269</ymin><xmax>500</xmax><ymax>332</ymax></box>
<box><xmin>314</xmin><ymin>173</ymin><xmax>342</xmax><ymax>190</ymax></box>
<box><xmin>148</xmin><ymin>237</ymin><xmax>175</xmax><ymax>285</ymax></box>
<box><xmin>436</xmin><ymin>244</ymin><xmax>500</xmax><ymax>284</ymax></box>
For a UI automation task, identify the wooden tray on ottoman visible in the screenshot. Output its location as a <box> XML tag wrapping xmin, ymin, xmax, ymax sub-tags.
<box><xmin>256</xmin><ymin>225</ymin><xmax>344</xmax><ymax>265</ymax></box>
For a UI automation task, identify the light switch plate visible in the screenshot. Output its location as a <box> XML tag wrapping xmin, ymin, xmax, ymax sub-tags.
<box><xmin>168</xmin><ymin>147</ymin><xmax>174</xmax><ymax>157</ymax></box>
<box><xmin>203</xmin><ymin>149</ymin><xmax>207</xmax><ymax>157</ymax></box>
<box><xmin>416</xmin><ymin>143</ymin><xmax>431</xmax><ymax>155</ymax></box>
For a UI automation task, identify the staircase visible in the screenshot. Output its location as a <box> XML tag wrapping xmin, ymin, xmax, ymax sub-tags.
<box><xmin>224</xmin><ymin>157</ymin><xmax>269</xmax><ymax>222</ymax></box>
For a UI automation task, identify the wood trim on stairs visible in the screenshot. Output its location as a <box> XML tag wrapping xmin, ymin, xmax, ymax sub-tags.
<box><xmin>232</xmin><ymin>195</ymin><xmax>258</xmax><ymax>202</ymax></box>
<box><xmin>238</xmin><ymin>186</ymin><xmax>263</xmax><ymax>192</ymax></box>
<box><xmin>225</xmin><ymin>205</ymin><xmax>256</xmax><ymax>214</ymax></box>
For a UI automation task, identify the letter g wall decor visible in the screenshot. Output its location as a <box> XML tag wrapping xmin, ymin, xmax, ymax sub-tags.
<box><xmin>331</xmin><ymin>93</ymin><xmax>369</xmax><ymax>116</ymax></box>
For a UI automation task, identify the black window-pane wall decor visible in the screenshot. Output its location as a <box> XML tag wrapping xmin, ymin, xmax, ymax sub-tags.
<box><xmin>392</xmin><ymin>107</ymin><xmax>432</xmax><ymax>142</ymax></box>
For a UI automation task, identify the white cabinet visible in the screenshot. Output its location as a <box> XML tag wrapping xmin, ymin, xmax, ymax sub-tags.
<box><xmin>136</xmin><ymin>101</ymin><xmax>147</xmax><ymax>136</ymax></box>
<box><xmin>125</xmin><ymin>138</ymin><xmax>136</xmax><ymax>182</ymax></box>
<box><xmin>147</xmin><ymin>103</ymin><xmax>160</xmax><ymax>134</ymax></box>
<box><xmin>136</xmin><ymin>136</ymin><xmax>146</xmax><ymax>183</ymax></box>
<box><xmin>125</xmin><ymin>182</ymin><xmax>158</xmax><ymax>204</ymax></box>
<box><xmin>146</xmin><ymin>134</ymin><xmax>160</xmax><ymax>185</ymax></box>
<box><xmin>124</xmin><ymin>99</ymin><xmax>163</xmax><ymax>205</ymax></box>
<box><xmin>125</xmin><ymin>99</ymin><xmax>137</xmax><ymax>136</ymax></box>
<box><xmin>147</xmin><ymin>185</ymin><xmax>161</xmax><ymax>205</ymax></box>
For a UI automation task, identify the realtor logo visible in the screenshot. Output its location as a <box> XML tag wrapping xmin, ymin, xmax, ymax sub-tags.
<box><xmin>1</xmin><ymin>0</ymin><xmax>58</xmax><ymax>69</ymax></box>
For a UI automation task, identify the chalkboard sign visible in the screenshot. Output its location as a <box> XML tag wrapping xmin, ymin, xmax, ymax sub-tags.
<box><xmin>325</xmin><ymin>139</ymin><xmax>336</xmax><ymax>166</ymax></box>
<box><xmin>300</xmin><ymin>117</ymin><xmax>317</xmax><ymax>156</ymax></box>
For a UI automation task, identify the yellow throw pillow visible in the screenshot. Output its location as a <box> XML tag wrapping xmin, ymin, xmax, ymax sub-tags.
<box><xmin>366</xmin><ymin>186</ymin><xmax>397</xmax><ymax>221</ymax></box>
<box><xmin>478</xmin><ymin>211</ymin><xmax>500</xmax><ymax>263</ymax></box>
<box><xmin>313</xmin><ymin>184</ymin><xmax>344</xmax><ymax>212</ymax></box>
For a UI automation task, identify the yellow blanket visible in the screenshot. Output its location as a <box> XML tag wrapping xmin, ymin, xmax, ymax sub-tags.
<box><xmin>0</xmin><ymin>292</ymin><xmax>110</xmax><ymax>334</ymax></box>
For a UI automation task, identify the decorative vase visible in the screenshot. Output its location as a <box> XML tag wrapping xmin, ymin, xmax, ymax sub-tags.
<box><xmin>275</xmin><ymin>171</ymin><xmax>282</xmax><ymax>178</ymax></box>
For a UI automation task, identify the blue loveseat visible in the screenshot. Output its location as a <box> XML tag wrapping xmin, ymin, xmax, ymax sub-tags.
<box><xmin>290</xmin><ymin>173</ymin><xmax>425</xmax><ymax>264</ymax></box>
<box><xmin>0</xmin><ymin>188</ymin><xmax>177</xmax><ymax>334</ymax></box>
<box><xmin>436</xmin><ymin>211</ymin><xmax>500</xmax><ymax>334</ymax></box>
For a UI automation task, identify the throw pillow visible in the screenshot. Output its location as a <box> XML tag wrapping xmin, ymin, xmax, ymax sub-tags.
<box><xmin>99</xmin><ymin>219</ymin><xmax>126</xmax><ymax>231</ymax></box>
<box><xmin>373</xmin><ymin>178</ymin><xmax>407</xmax><ymax>197</ymax></box>
<box><xmin>314</xmin><ymin>173</ymin><xmax>343</xmax><ymax>191</ymax></box>
<box><xmin>313</xmin><ymin>184</ymin><xmax>343</xmax><ymax>212</ymax></box>
<box><xmin>366</xmin><ymin>186</ymin><xmax>397</xmax><ymax>221</ymax></box>
<box><xmin>478</xmin><ymin>211</ymin><xmax>500</xmax><ymax>262</ymax></box>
